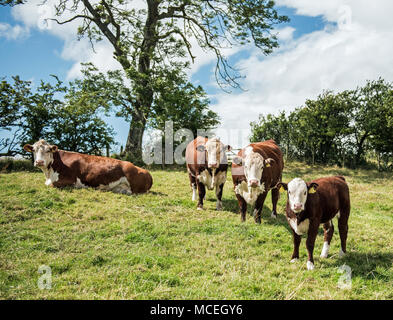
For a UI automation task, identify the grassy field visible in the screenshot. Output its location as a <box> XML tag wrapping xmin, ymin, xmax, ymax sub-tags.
<box><xmin>0</xmin><ymin>162</ymin><xmax>392</xmax><ymax>299</ymax></box>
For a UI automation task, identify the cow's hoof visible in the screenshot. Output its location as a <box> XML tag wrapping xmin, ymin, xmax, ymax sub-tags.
<box><xmin>339</xmin><ymin>249</ymin><xmax>346</xmax><ymax>258</ymax></box>
<box><xmin>290</xmin><ymin>258</ymin><xmax>298</xmax><ymax>263</ymax></box>
<box><xmin>197</xmin><ymin>206</ymin><xmax>203</xmax><ymax>211</ymax></box>
<box><xmin>306</xmin><ymin>261</ymin><xmax>314</xmax><ymax>270</ymax></box>
<box><xmin>270</xmin><ymin>211</ymin><xmax>277</xmax><ymax>219</ymax></box>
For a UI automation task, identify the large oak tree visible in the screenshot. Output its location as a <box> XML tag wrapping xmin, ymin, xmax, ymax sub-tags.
<box><xmin>7</xmin><ymin>0</ymin><xmax>288</xmax><ymax>162</ymax></box>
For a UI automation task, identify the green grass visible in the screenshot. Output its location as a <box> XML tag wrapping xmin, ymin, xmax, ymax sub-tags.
<box><xmin>0</xmin><ymin>162</ymin><xmax>392</xmax><ymax>299</ymax></box>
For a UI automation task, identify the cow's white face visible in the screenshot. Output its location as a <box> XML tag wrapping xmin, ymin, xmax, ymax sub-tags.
<box><xmin>24</xmin><ymin>140</ymin><xmax>58</xmax><ymax>169</ymax></box>
<box><xmin>233</xmin><ymin>147</ymin><xmax>274</xmax><ymax>188</ymax></box>
<box><xmin>197</xmin><ymin>138</ymin><xmax>230</xmax><ymax>168</ymax></box>
<box><xmin>243</xmin><ymin>151</ymin><xmax>265</xmax><ymax>188</ymax></box>
<box><xmin>287</xmin><ymin>178</ymin><xmax>308</xmax><ymax>213</ymax></box>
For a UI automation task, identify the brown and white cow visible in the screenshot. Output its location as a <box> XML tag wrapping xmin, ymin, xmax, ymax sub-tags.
<box><xmin>231</xmin><ymin>140</ymin><xmax>284</xmax><ymax>223</ymax></box>
<box><xmin>24</xmin><ymin>139</ymin><xmax>152</xmax><ymax>194</ymax></box>
<box><xmin>185</xmin><ymin>136</ymin><xmax>231</xmax><ymax>210</ymax></box>
<box><xmin>278</xmin><ymin>176</ymin><xmax>350</xmax><ymax>270</ymax></box>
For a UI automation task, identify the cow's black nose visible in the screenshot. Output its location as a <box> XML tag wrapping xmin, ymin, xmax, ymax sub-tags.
<box><xmin>249</xmin><ymin>180</ymin><xmax>259</xmax><ymax>187</ymax></box>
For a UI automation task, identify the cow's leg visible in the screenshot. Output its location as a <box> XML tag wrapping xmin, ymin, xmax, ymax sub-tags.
<box><xmin>271</xmin><ymin>187</ymin><xmax>280</xmax><ymax>219</ymax></box>
<box><xmin>235</xmin><ymin>193</ymin><xmax>247</xmax><ymax>222</ymax></box>
<box><xmin>320</xmin><ymin>220</ymin><xmax>334</xmax><ymax>258</ymax></box>
<box><xmin>338</xmin><ymin>208</ymin><xmax>350</xmax><ymax>257</ymax></box>
<box><xmin>215</xmin><ymin>183</ymin><xmax>224</xmax><ymax>211</ymax></box>
<box><xmin>253</xmin><ymin>191</ymin><xmax>268</xmax><ymax>224</ymax></box>
<box><xmin>197</xmin><ymin>182</ymin><xmax>206</xmax><ymax>210</ymax></box>
<box><xmin>305</xmin><ymin>223</ymin><xmax>318</xmax><ymax>270</ymax></box>
<box><xmin>189</xmin><ymin>172</ymin><xmax>197</xmax><ymax>201</ymax></box>
<box><xmin>291</xmin><ymin>231</ymin><xmax>301</xmax><ymax>262</ymax></box>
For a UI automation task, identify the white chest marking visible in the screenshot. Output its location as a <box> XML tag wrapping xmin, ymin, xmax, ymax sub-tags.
<box><xmin>42</xmin><ymin>167</ymin><xmax>59</xmax><ymax>186</ymax></box>
<box><xmin>197</xmin><ymin>169</ymin><xmax>226</xmax><ymax>190</ymax></box>
<box><xmin>235</xmin><ymin>180</ymin><xmax>265</xmax><ymax>204</ymax></box>
<box><xmin>289</xmin><ymin>218</ymin><xmax>310</xmax><ymax>235</ymax></box>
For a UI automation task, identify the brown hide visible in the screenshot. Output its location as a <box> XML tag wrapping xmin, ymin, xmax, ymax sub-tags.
<box><xmin>283</xmin><ymin>175</ymin><xmax>350</xmax><ymax>267</ymax></box>
<box><xmin>185</xmin><ymin>136</ymin><xmax>229</xmax><ymax>210</ymax></box>
<box><xmin>185</xmin><ymin>136</ymin><xmax>229</xmax><ymax>178</ymax></box>
<box><xmin>286</xmin><ymin>176</ymin><xmax>350</xmax><ymax>224</ymax></box>
<box><xmin>231</xmin><ymin>140</ymin><xmax>284</xmax><ymax>223</ymax></box>
<box><xmin>232</xmin><ymin>139</ymin><xmax>284</xmax><ymax>189</ymax></box>
<box><xmin>49</xmin><ymin>151</ymin><xmax>152</xmax><ymax>194</ymax></box>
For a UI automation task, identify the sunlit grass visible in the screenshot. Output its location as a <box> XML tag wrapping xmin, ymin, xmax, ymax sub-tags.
<box><xmin>0</xmin><ymin>162</ymin><xmax>392</xmax><ymax>299</ymax></box>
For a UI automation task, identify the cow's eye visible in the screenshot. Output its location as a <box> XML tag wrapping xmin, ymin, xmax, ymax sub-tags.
<box><xmin>288</xmin><ymin>191</ymin><xmax>291</xmax><ymax>195</ymax></box>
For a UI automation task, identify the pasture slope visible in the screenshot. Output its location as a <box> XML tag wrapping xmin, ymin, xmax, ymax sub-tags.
<box><xmin>0</xmin><ymin>162</ymin><xmax>392</xmax><ymax>299</ymax></box>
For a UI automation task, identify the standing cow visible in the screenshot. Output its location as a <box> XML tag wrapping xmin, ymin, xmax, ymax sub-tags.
<box><xmin>278</xmin><ymin>176</ymin><xmax>350</xmax><ymax>270</ymax></box>
<box><xmin>185</xmin><ymin>136</ymin><xmax>231</xmax><ymax>210</ymax></box>
<box><xmin>231</xmin><ymin>140</ymin><xmax>284</xmax><ymax>223</ymax></box>
<box><xmin>23</xmin><ymin>139</ymin><xmax>152</xmax><ymax>194</ymax></box>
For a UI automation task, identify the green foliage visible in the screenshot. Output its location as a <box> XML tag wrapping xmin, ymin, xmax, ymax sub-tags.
<box><xmin>46</xmin><ymin>0</ymin><xmax>288</xmax><ymax>157</ymax></box>
<box><xmin>0</xmin><ymin>158</ymin><xmax>36</xmax><ymax>172</ymax></box>
<box><xmin>0</xmin><ymin>75</ymin><xmax>115</xmax><ymax>156</ymax></box>
<box><xmin>250</xmin><ymin>79</ymin><xmax>393</xmax><ymax>169</ymax></box>
<box><xmin>0</xmin><ymin>0</ymin><xmax>25</xmax><ymax>6</ymax></box>
<box><xmin>150</xmin><ymin>69</ymin><xmax>220</xmax><ymax>136</ymax></box>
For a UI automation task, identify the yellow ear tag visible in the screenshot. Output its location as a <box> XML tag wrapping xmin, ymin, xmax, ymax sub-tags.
<box><xmin>279</xmin><ymin>186</ymin><xmax>285</xmax><ymax>193</ymax></box>
<box><xmin>265</xmin><ymin>163</ymin><xmax>271</xmax><ymax>167</ymax></box>
<box><xmin>309</xmin><ymin>187</ymin><xmax>316</xmax><ymax>194</ymax></box>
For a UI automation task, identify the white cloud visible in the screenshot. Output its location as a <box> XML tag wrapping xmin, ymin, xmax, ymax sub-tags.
<box><xmin>210</xmin><ymin>0</ymin><xmax>393</xmax><ymax>147</ymax></box>
<box><xmin>0</xmin><ymin>22</ymin><xmax>29</xmax><ymax>40</ymax></box>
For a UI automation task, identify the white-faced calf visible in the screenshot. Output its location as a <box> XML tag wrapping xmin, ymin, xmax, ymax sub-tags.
<box><xmin>278</xmin><ymin>176</ymin><xmax>350</xmax><ymax>270</ymax></box>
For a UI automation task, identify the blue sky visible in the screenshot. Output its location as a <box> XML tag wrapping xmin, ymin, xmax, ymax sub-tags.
<box><xmin>1</xmin><ymin>1</ymin><xmax>393</xmax><ymax>151</ymax></box>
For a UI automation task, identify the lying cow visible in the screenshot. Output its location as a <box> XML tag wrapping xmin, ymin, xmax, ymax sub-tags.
<box><xmin>185</xmin><ymin>136</ymin><xmax>231</xmax><ymax>210</ymax></box>
<box><xmin>278</xmin><ymin>176</ymin><xmax>350</xmax><ymax>270</ymax></box>
<box><xmin>23</xmin><ymin>139</ymin><xmax>153</xmax><ymax>194</ymax></box>
<box><xmin>231</xmin><ymin>140</ymin><xmax>284</xmax><ymax>223</ymax></box>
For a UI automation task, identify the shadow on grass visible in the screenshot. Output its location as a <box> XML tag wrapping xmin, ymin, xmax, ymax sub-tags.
<box><xmin>149</xmin><ymin>191</ymin><xmax>168</xmax><ymax>196</ymax></box>
<box><xmin>331</xmin><ymin>251</ymin><xmax>393</xmax><ymax>281</ymax></box>
<box><xmin>222</xmin><ymin>198</ymin><xmax>240</xmax><ymax>214</ymax></box>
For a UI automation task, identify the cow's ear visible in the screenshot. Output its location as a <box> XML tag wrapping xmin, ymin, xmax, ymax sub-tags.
<box><xmin>264</xmin><ymin>158</ymin><xmax>275</xmax><ymax>167</ymax></box>
<box><xmin>50</xmin><ymin>145</ymin><xmax>58</xmax><ymax>153</ymax></box>
<box><xmin>23</xmin><ymin>144</ymin><xmax>34</xmax><ymax>153</ymax></box>
<box><xmin>277</xmin><ymin>182</ymin><xmax>288</xmax><ymax>192</ymax></box>
<box><xmin>196</xmin><ymin>145</ymin><xmax>205</xmax><ymax>152</ymax></box>
<box><xmin>308</xmin><ymin>182</ymin><xmax>318</xmax><ymax>194</ymax></box>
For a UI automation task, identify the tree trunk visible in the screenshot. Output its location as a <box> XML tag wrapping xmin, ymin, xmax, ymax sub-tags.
<box><xmin>377</xmin><ymin>151</ymin><xmax>381</xmax><ymax>171</ymax></box>
<box><xmin>355</xmin><ymin>132</ymin><xmax>369</xmax><ymax>165</ymax></box>
<box><xmin>125</xmin><ymin>109</ymin><xmax>146</xmax><ymax>163</ymax></box>
<box><xmin>124</xmin><ymin>0</ymin><xmax>158</xmax><ymax>163</ymax></box>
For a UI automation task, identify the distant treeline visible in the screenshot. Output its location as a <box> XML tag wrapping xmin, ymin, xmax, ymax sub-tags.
<box><xmin>250</xmin><ymin>79</ymin><xmax>393</xmax><ymax>170</ymax></box>
<box><xmin>0</xmin><ymin>73</ymin><xmax>115</xmax><ymax>157</ymax></box>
